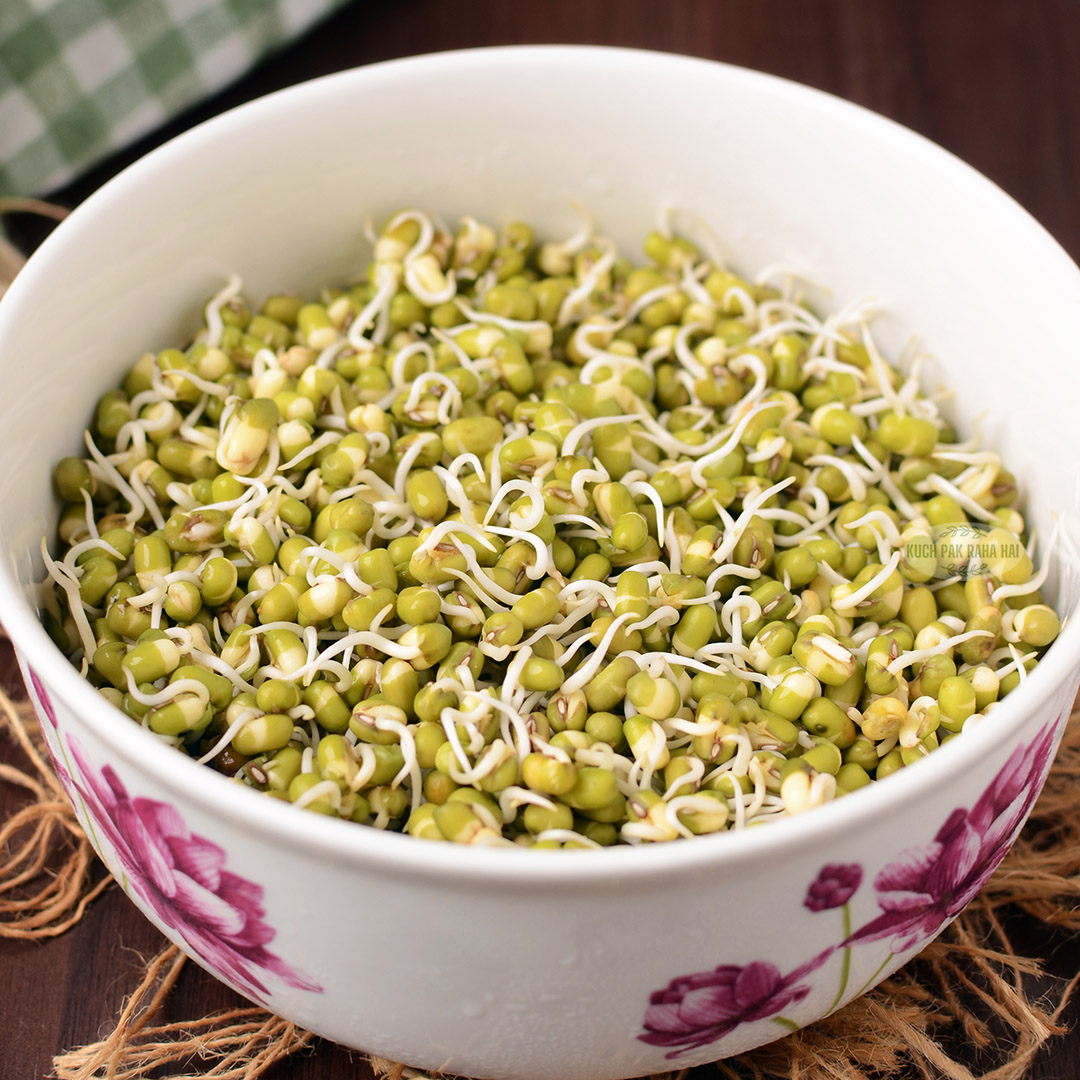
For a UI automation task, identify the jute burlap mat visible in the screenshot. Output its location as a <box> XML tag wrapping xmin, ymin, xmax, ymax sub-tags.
<box><xmin>3</xmin><ymin>676</ymin><xmax>1079</xmax><ymax>1080</ymax></box>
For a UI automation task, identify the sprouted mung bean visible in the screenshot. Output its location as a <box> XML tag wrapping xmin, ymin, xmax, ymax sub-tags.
<box><xmin>41</xmin><ymin>208</ymin><xmax>1063</xmax><ymax>848</ymax></box>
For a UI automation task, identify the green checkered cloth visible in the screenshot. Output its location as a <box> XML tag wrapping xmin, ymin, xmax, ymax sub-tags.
<box><xmin>0</xmin><ymin>0</ymin><xmax>350</xmax><ymax>197</ymax></box>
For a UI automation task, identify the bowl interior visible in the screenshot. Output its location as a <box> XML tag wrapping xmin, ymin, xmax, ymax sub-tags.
<box><xmin>2</xmin><ymin>45</ymin><xmax>1079</xmax><ymax>865</ymax></box>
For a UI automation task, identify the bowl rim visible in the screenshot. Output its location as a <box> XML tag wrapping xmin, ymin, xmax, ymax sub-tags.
<box><xmin>2</xmin><ymin>43</ymin><xmax>1079</xmax><ymax>886</ymax></box>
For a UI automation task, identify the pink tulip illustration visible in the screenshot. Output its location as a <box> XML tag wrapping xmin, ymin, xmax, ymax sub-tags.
<box><xmin>804</xmin><ymin>863</ymin><xmax>862</xmax><ymax>1012</ymax></box>
<box><xmin>804</xmin><ymin>863</ymin><xmax>862</xmax><ymax>913</ymax></box>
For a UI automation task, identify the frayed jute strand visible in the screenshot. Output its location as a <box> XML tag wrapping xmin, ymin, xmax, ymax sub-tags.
<box><xmin>1</xmin><ymin>677</ymin><xmax>1077</xmax><ymax>1079</ymax></box>
<box><xmin>50</xmin><ymin>944</ymin><xmax>316</xmax><ymax>1080</ymax></box>
<box><xmin>0</xmin><ymin>685</ymin><xmax>109</xmax><ymax>939</ymax></box>
<box><xmin>0</xmin><ymin>197</ymin><xmax>67</xmax><ymax>298</ymax></box>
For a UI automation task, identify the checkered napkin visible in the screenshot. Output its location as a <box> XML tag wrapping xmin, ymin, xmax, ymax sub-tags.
<box><xmin>0</xmin><ymin>0</ymin><xmax>349</xmax><ymax>197</ymax></box>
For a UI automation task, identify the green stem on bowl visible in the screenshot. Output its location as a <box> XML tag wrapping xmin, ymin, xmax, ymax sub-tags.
<box><xmin>853</xmin><ymin>951</ymin><xmax>895</xmax><ymax>1001</ymax></box>
<box><xmin>825</xmin><ymin>902</ymin><xmax>853</xmax><ymax>1015</ymax></box>
<box><xmin>773</xmin><ymin>1015</ymin><xmax>801</xmax><ymax>1032</ymax></box>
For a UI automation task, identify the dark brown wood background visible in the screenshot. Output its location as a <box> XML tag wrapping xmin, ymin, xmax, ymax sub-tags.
<box><xmin>3</xmin><ymin>2</ymin><xmax>1079</xmax><ymax>1077</ymax></box>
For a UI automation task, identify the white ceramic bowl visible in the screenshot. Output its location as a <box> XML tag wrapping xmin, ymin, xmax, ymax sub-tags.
<box><xmin>2</xmin><ymin>46</ymin><xmax>1079</xmax><ymax>1080</ymax></box>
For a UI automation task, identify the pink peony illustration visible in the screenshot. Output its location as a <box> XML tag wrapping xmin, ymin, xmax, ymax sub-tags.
<box><xmin>639</xmin><ymin>953</ymin><xmax>829</xmax><ymax>1056</ymax></box>
<box><xmin>63</xmin><ymin>733</ymin><xmax>321</xmax><ymax>1001</ymax></box>
<box><xmin>846</xmin><ymin>720</ymin><xmax>1058</xmax><ymax>954</ymax></box>
<box><xmin>804</xmin><ymin>863</ymin><xmax>862</xmax><ymax>913</ymax></box>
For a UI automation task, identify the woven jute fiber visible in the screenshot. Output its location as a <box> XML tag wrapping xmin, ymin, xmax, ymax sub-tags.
<box><xmin>3</xmin><ymin>675</ymin><xmax>1079</xmax><ymax>1080</ymax></box>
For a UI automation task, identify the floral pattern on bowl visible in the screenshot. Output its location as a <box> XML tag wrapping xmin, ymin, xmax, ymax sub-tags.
<box><xmin>639</xmin><ymin>717</ymin><xmax>1059</xmax><ymax>1058</ymax></box>
<box><xmin>638</xmin><ymin>953</ymin><xmax>830</xmax><ymax>1054</ymax></box>
<box><xmin>844</xmin><ymin>718</ymin><xmax>1057</xmax><ymax>954</ymax></box>
<box><xmin>26</xmin><ymin>669</ymin><xmax>322</xmax><ymax>1003</ymax></box>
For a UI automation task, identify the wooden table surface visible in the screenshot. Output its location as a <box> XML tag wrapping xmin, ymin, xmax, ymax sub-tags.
<box><xmin>3</xmin><ymin>2</ymin><xmax>1080</xmax><ymax>1077</ymax></box>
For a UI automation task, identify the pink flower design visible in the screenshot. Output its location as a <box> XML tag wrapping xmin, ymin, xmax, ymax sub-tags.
<box><xmin>804</xmin><ymin>863</ymin><xmax>862</xmax><ymax>912</ymax></box>
<box><xmin>638</xmin><ymin>717</ymin><xmax>1061</xmax><ymax>1055</ymax></box>
<box><xmin>846</xmin><ymin>720</ymin><xmax>1058</xmax><ymax>953</ymax></box>
<box><xmin>66</xmin><ymin>736</ymin><xmax>321</xmax><ymax>1001</ymax></box>
<box><xmin>638</xmin><ymin>952</ymin><xmax>829</xmax><ymax>1056</ymax></box>
<box><xmin>27</xmin><ymin>668</ymin><xmax>75</xmax><ymax>794</ymax></box>
<box><xmin>28</xmin><ymin>668</ymin><xmax>58</xmax><ymax>730</ymax></box>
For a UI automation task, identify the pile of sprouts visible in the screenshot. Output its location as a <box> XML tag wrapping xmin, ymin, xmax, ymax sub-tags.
<box><xmin>42</xmin><ymin>208</ymin><xmax>1062</xmax><ymax>847</ymax></box>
